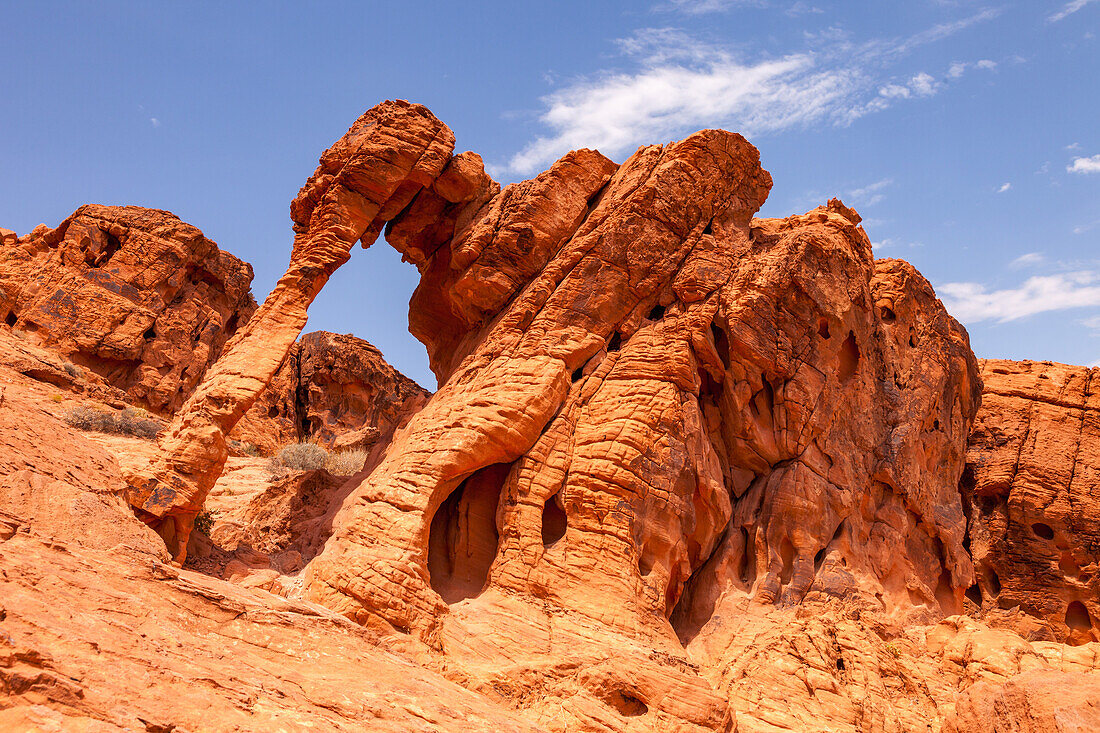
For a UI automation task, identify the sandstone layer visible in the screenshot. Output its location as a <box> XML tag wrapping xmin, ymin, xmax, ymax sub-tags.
<box><xmin>964</xmin><ymin>359</ymin><xmax>1100</xmax><ymax>645</ymax></box>
<box><xmin>231</xmin><ymin>330</ymin><xmax>430</xmax><ymax>455</ymax></box>
<box><xmin>0</xmin><ymin>205</ymin><xmax>256</xmax><ymax>413</ymax></box>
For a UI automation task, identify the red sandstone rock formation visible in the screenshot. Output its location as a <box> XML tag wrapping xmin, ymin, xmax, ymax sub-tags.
<box><xmin>99</xmin><ymin>100</ymin><xmax>1099</xmax><ymax>730</ymax></box>
<box><xmin>964</xmin><ymin>359</ymin><xmax>1100</xmax><ymax>645</ymax></box>
<box><xmin>0</xmin><ymin>205</ymin><xmax>256</xmax><ymax>413</ymax></box>
<box><xmin>125</xmin><ymin>101</ymin><xmax>456</xmax><ymax>561</ymax></box>
<box><xmin>230</xmin><ymin>330</ymin><xmax>429</xmax><ymax>455</ymax></box>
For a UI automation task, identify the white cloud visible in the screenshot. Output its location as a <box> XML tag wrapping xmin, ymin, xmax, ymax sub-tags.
<box><xmin>909</xmin><ymin>72</ymin><xmax>939</xmax><ymax>96</ymax></box>
<box><xmin>1049</xmin><ymin>0</ymin><xmax>1098</xmax><ymax>23</ymax></box>
<box><xmin>1068</xmin><ymin>154</ymin><xmax>1100</xmax><ymax>174</ymax></box>
<box><xmin>786</xmin><ymin>2</ymin><xmax>824</xmax><ymax>16</ymax></box>
<box><xmin>505</xmin><ymin>10</ymin><xmax>1000</xmax><ymax>175</ymax></box>
<box><xmin>848</xmin><ymin>178</ymin><xmax>893</xmax><ymax>206</ymax></box>
<box><xmin>878</xmin><ymin>83</ymin><xmax>911</xmax><ymax>99</ymax></box>
<box><xmin>507</xmin><ymin>43</ymin><xmax>861</xmax><ymax>175</ymax></box>
<box><xmin>947</xmin><ymin>58</ymin><xmax>997</xmax><ymax>78</ymax></box>
<box><xmin>150</xmin><ymin>117</ymin><xmax>160</xmax><ymax>127</ymax></box>
<box><xmin>1073</xmin><ymin>219</ymin><xmax>1100</xmax><ymax>235</ymax></box>
<box><xmin>1084</xmin><ymin>314</ymin><xmax>1100</xmax><ymax>332</ymax></box>
<box><xmin>657</xmin><ymin>0</ymin><xmax>766</xmax><ymax>14</ymax></box>
<box><xmin>1067</xmin><ymin>142</ymin><xmax>1081</xmax><ymax>150</ymax></box>
<box><xmin>1009</xmin><ymin>252</ymin><xmax>1043</xmax><ymax>268</ymax></box>
<box><xmin>939</xmin><ymin>271</ymin><xmax>1100</xmax><ymax>323</ymax></box>
<box><xmin>997</xmin><ymin>182</ymin><xmax>1012</xmax><ymax>193</ymax></box>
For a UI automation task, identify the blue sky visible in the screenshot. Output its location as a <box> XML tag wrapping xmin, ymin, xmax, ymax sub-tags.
<box><xmin>2</xmin><ymin>1</ymin><xmax>1098</xmax><ymax>387</ymax></box>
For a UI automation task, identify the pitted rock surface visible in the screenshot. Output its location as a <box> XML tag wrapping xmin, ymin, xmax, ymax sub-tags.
<box><xmin>0</xmin><ymin>205</ymin><xmax>256</xmax><ymax>413</ymax></box>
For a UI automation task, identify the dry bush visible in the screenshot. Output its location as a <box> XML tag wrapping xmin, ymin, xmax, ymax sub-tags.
<box><xmin>60</xmin><ymin>361</ymin><xmax>83</xmax><ymax>380</ymax></box>
<box><xmin>325</xmin><ymin>449</ymin><xmax>367</xmax><ymax>476</ymax></box>
<box><xmin>272</xmin><ymin>442</ymin><xmax>329</xmax><ymax>472</ymax></box>
<box><xmin>64</xmin><ymin>405</ymin><xmax>163</xmax><ymax>440</ymax></box>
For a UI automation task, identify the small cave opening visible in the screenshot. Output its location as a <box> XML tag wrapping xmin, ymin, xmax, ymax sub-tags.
<box><xmin>605</xmin><ymin>690</ymin><xmax>649</xmax><ymax>718</ymax></box>
<box><xmin>737</xmin><ymin>527</ymin><xmax>754</xmax><ymax>583</ymax></box>
<box><xmin>817</xmin><ymin>317</ymin><xmax>831</xmax><ymax>339</ymax></box>
<box><xmin>541</xmin><ymin>493</ymin><xmax>567</xmax><ymax>547</ymax></box>
<box><xmin>835</xmin><ymin>657</ymin><xmax>845</xmax><ymax>671</ymax></box>
<box><xmin>86</xmin><ymin>230</ymin><xmax>123</xmax><ymax>268</ymax></box>
<box><xmin>143</xmin><ymin>326</ymin><xmax>157</xmax><ymax>341</ymax></box>
<box><xmin>838</xmin><ymin>331</ymin><xmax>860</xmax><ymax>383</ymax></box>
<box><xmin>778</xmin><ymin>537</ymin><xmax>797</xmax><ymax>587</ymax></box>
<box><xmin>702</xmin><ymin>219</ymin><xmax>713</xmax><ymax>236</ymax></box>
<box><xmin>267</xmin><ymin>405</ymin><xmax>280</xmax><ymax>419</ymax></box>
<box><xmin>710</xmin><ymin>322</ymin><xmax>731</xmax><ymax>369</ymax></box>
<box><xmin>607</xmin><ymin>331</ymin><xmax>622</xmax><ymax>352</ymax></box>
<box><xmin>908</xmin><ymin>328</ymin><xmax>919</xmax><ymax>348</ymax></box>
<box><xmin>880</xmin><ymin>306</ymin><xmax>896</xmax><ymax>323</ymax></box>
<box><xmin>1066</xmin><ymin>601</ymin><xmax>1093</xmax><ymax>632</ymax></box>
<box><xmin>224</xmin><ymin>312</ymin><xmax>240</xmax><ymax>338</ymax></box>
<box><xmin>4</xmin><ymin>312</ymin><xmax>15</xmax><ymax>327</ymax></box>
<box><xmin>935</xmin><ymin>568</ymin><xmax>960</xmax><ymax>615</ymax></box>
<box><xmin>814</xmin><ymin>547</ymin><xmax>827</xmax><ymax>573</ymax></box>
<box><xmin>571</xmin><ymin>366</ymin><xmax>584</xmax><ymax>383</ymax></box>
<box><xmin>427</xmin><ymin>462</ymin><xmax>510</xmax><ymax>605</ymax></box>
<box><xmin>648</xmin><ymin>304</ymin><xmax>666</xmax><ymax>321</ymax></box>
<box><xmin>987</xmin><ymin>567</ymin><xmax>1002</xmax><ymax>596</ymax></box>
<box><xmin>965</xmin><ymin>583</ymin><xmax>983</xmax><ymax>607</ymax></box>
<box><xmin>1032</xmin><ymin>522</ymin><xmax>1055</xmax><ymax>540</ymax></box>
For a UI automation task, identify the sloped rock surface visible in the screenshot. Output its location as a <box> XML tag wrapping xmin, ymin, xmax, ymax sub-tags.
<box><xmin>231</xmin><ymin>330</ymin><xmax>429</xmax><ymax>455</ymax></box>
<box><xmin>0</xmin><ymin>205</ymin><xmax>256</xmax><ymax>413</ymax></box>
<box><xmin>946</xmin><ymin>669</ymin><xmax>1100</xmax><ymax>733</ymax></box>
<box><xmin>964</xmin><ymin>359</ymin><xmax>1100</xmax><ymax>645</ymax></box>
<box><xmin>0</xmin><ymin>531</ymin><xmax>545</xmax><ymax>733</ymax></box>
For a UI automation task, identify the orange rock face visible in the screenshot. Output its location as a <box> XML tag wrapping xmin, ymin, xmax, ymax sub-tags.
<box><xmin>0</xmin><ymin>205</ymin><xmax>256</xmax><ymax>413</ymax></box>
<box><xmin>124</xmin><ymin>101</ymin><xmax>455</xmax><ymax>561</ymax></box>
<box><xmin>230</xmin><ymin>330</ymin><xmax>429</xmax><ymax>455</ymax></box>
<box><xmin>964</xmin><ymin>359</ymin><xmax>1100</xmax><ymax>645</ymax></box>
<box><xmin>290</xmin><ymin>119</ymin><xmax>981</xmax><ymax>727</ymax></box>
<box><xmin>80</xmin><ymin>100</ymin><xmax>1096</xmax><ymax>730</ymax></box>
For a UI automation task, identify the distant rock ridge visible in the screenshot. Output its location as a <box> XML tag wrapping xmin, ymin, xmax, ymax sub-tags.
<box><xmin>0</xmin><ymin>204</ymin><xmax>256</xmax><ymax>413</ymax></box>
<box><xmin>230</xmin><ymin>329</ymin><xmax>430</xmax><ymax>456</ymax></box>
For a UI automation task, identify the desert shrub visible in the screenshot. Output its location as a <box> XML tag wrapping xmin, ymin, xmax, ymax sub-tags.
<box><xmin>273</xmin><ymin>442</ymin><xmax>329</xmax><ymax>471</ymax></box>
<box><xmin>50</xmin><ymin>394</ymin><xmax>63</xmax><ymax>403</ymax></box>
<box><xmin>193</xmin><ymin>509</ymin><xmax>218</xmax><ymax>535</ymax></box>
<box><xmin>60</xmin><ymin>361</ymin><xmax>83</xmax><ymax>380</ymax></box>
<box><xmin>325</xmin><ymin>448</ymin><xmax>367</xmax><ymax>476</ymax></box>
<box><xmin>63</xmin><ymin>405</ymin><xmax>163</xmax><ymax>440</ymax></box>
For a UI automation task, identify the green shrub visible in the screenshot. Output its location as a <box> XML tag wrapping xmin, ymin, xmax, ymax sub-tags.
<box><xmin>60</xmin><ymin>361</ymin><xmax>83</xmax><ymax>380</ymax></box>
<box><xmin>325</xmin><ymin>449</ymin><xmax>367</xmax><ymax>476</ymax></box>
<box><xmin>63</xmin><ymin>405</ymin><xmax>163</xmax><ymax>440</ymax></box>
<box><xmin>194</xmin><ymin>509</ymin><xmax>218</xmax><ymax>535</ymax></box>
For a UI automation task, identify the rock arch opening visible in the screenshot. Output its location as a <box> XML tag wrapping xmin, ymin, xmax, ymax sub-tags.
<box><xmin>541</xmin><ymin>493</ymin><xmax>567</xmax><ymax>547</ymax></box>
<box><xmin>427</xmin><ymin>462</ymin><xmax>511</xmax><ymax>604</ymax></box>
<box><xmin>838</xmin><ymin>331</ymin><xmax>860</xmax><ymax>383</ymax></box>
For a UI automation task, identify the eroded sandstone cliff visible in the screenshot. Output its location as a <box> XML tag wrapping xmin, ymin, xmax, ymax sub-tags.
<box><xmin>0</xmin><ymin>205</ymin><xmax>256</xmax><ymax>413</ymax></box>
<box><xmin>3</xmin><ymin>99</ymin><xmax>1098</xmax><ymax>732</ymax></box>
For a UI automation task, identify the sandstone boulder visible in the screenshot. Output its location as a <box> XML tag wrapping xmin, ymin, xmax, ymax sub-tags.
<box><xmin>231</xmin><ymin>330</ymin><xmax>429</xmax><ymax>455</ymax></box>
<box><xmin>0</xmin><ymin>205</ymin><xmax>256</xmax><ymax>413</ymax></box>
